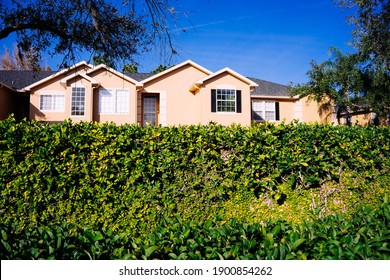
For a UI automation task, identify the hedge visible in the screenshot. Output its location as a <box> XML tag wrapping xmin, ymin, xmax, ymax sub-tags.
<box><xmin>1</xmin><ymin>196</ymin><xmax>389</xmax><ymax>259</ymax></box>
<box><xmin>0</xmin><ymin>117</ymin><xmax>389</xmax><ymax>236</ymax></box>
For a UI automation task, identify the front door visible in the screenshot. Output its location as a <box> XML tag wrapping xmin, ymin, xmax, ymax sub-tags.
<box><xmin>143</xmin><ymin>94</ymin><xmax>159</xmax><ymax>126</ymax></box>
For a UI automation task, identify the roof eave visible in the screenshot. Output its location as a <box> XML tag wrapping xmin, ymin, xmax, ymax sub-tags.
<box><xmin>251</xmin><ymin>95</ymin><xmax>297</xmax><ymax>100</ymax></box>
<box><xmin>87</xmin><ymin>64</ymin><xmax>141</xmax><ymax>85</ymax></box>
<box><xmin>197</xmin><ymin>67</ymin><xmax>258</xmax><ymax>87</ymax></box>
<box><xmin>23</xmin><ymin>61</ymin><xmax>93</xmax><ymax>90</ymax></box>
<box><xmin>140</xmin><ymin>60</ymin><xmax>213</xmax><ymax>84</ymax></box>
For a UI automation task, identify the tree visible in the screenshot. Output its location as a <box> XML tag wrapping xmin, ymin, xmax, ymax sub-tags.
<box><xmin>92</xmin><ymin>54</ymin><xmax>115</xmax><ymax>69</ymax></box>
<box><xmin>0</xmin><ymin>45</ymin><xmax>50</xmax><ymax>70</ymax></box>
<box><xmin>338</xmin><ymin>0</ymin><xmax>390</xmax><ymax>69</ymax></box>
<box><xmin>0</xmin><ymin>0</ymin><xmax>186</xmax><ymax>69</ymax></box>
<box><xmin>291</xmin><ymin>0</ymin><xmax>389</xmax><ymax>123</ymax></box>
<box><xmin>151</xmin><ymin>64</ymin><xmax>174</xmax><ymax>74</ymax></box>
<box><xmin>122</xmin><ymin>63</ymin><xmax>138</xmax><ymax>73</ymax></box>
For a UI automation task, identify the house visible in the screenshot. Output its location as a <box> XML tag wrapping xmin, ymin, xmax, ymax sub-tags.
<box><xmin>1</xmin><ymin>60</ymin><xmax>336</xmax><ymax>126</ymax></box>
<box><xmin>0</xmin><ymin>70</ymin><xmax>56</xmax><ymax>120</ymax></box>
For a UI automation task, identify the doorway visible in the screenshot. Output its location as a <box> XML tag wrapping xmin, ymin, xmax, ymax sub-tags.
<box><xmin>142</xmin><ymin>93</ymin><xmax>159</xmax><ymax>126</ymax></box>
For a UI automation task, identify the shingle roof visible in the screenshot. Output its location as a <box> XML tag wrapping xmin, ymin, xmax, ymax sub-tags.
<box><xmin>0</xmin><ymin>70</ymin><xmax>57</xmax><ymax>90</ymax></box>
<box><xmin>126</xmin><ymin>72</ymin><xmax>154</xmax><ymax>82</ymax></box>
<box><xmin>248</xmin><ymin>77</ymin><xmax>291</xmax><ymax>97</ymax></box>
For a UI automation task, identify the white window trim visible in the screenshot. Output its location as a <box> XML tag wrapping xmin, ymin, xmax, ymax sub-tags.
<box><xmin>98</xmin><ymin>88</ymin><xmax>130</xmax><ymax>115</ymax></box>
<box><xmin>252</xmin><ymin>100</ymin><xmax>276</xmax><ymax>122</ymax></box>
<box><xmin>39</xmin><ymin>91</ymin><xmax>65</xmax><ymax>112</ymax></box>
<box><xmin>70</xmin><ymin>85</ymin><xmax>86</xmax><ymax>117</ymax></box>
<box><xmin>216</xmin><ymin>87</ymin><xmax>237</xmax><ymax>114</ymax></box>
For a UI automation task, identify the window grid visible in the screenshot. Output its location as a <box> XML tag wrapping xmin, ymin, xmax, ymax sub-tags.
<box><xmin>99</xmin><ymin>90</ymin><xmax>114</xmax><ymax>114</ymax></box>
<box><xmin>143</xmin><ymin>96</ymin><xmax>157</xmax><ymax>126</ymax></box>
<box><xmin>252</xmin><ymin>101</ymin><xmax>275</xmax><ymax>121</ymax></box>
<box><xmin>40</xmin><ymin>95</ymin><xmax>65</xmax><ymax>111</ymax></box>
<box><xmin>265</xmin><ymin>101</ymin><xmax>275</xmax><ymax>121</ymax></box>
<box><xmin>71</xmin><ymin>87</ymin><xmax>85</xmax><ymax>116</ymax></box>
<box><xmin>115</xmin><ymin>90</ymin><xmax>129</xmax><ymax>114</ymax></box>
<box><xmin>99</xmin><ymin>89</ymin><xmax>129</xmax><ymax>114</ymax></box>
<box><xmin>216</xmin><ymin>89</ymin><xmax>236</xmax><ymax>112</ymax></box>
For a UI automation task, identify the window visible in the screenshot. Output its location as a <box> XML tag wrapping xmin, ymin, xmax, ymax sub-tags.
<box><xmin>99</xmin><ymin>89</ymin><xmax>129</xmax><ymax>114</ymax></box>
<box><xmin>40</xmin><ymin>94</ymin><xmax>65</xmax><ymax>112</ymax></box>
<box><xmin>217</xmin><ymin>89</ymin><xmax>236</xmax><ymax>112</ymax></box>
<box><xmin>211</xmin><ymin>89</ymin><xmax>242</xmax><ymax>113</ymax></box>
<box><xmin>252</xmin><ymin>100</ymin><xmax>279</xmax><ymax>121</ymax></box>
<box><xmin>71</xmin><ymin>87</ymin><xmax>85</xmax><ymax>116</ymax></box>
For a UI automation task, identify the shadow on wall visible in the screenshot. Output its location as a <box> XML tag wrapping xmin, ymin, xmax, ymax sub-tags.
<box><xmin>29</xmin><ymin>103</ymin><xmax>46</xmax><ymax>121</ymax></box>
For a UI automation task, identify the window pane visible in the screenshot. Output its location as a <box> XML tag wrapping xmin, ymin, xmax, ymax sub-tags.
<box><xmin>71</xmin><ymin>87</ymin><xmax>85</xmax><ymax>116</ymax></box>
<box><xmin>216</xmin><ymin>89</ymin><xmax>236</xmax><ymax>112</ymax></box>
<box><xmin>252</xmin><ymin>101</ymin><xmax>275</xmax><ymax>121</ymax></box>
<box><xmin>53</xmin><ymin>95</ymin><xmax>65</xmax><ymax>111</ymax></box>
<box><xmin>265</xmin><ymin>101</ymin><xmax>275</xmax><ymax>120</ymax></box>
<box><xmin>40</xmin><ymin>95</ymin><xmax>65</xmax><ymax>111</ymax></box>
<box><xmin>99</xmin><ymin>90</ymin><xmax>113</xmax><ymax>114</ymax></box>
<box><xmin>265</xmin><ymin>111</ymin><xmax>275</xmax><ymax>120</ymax></box>
<box><xmin>40</xmin><ymin>95</ymin><xmax>52</xmax><ymax>110</ymax></box>
<box><xmin>115</xmin><ymin>90</ymin><xmax>129</xmax><ymax>114</ymax></box>
<box><xmin>265</xmin><ymin>101</ymin><xmax>275</xmax><ymax>110</ymax></box>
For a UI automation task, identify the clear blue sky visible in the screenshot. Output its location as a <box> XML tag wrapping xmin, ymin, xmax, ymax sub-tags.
<box><xmin>136</xmin><ymin>0</ymin><xmax>357</xmax><ymax>85</ymax></box>
<box><xmin>0</xmin><ymin>0</ymin><xmax>357</xmax><ymax>85</ymax></box>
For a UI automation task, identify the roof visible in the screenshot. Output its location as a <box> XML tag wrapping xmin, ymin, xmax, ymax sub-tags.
<box><xmin>248</xmin><ymin>77</ymin><xmax>292</xmax><ymax>97</ymax></box>
<box><xmin>60</xmin><ymin>72</ymin><xmax>100</xmax><ymax>86</ymax></box>
<box><xmin>0</xmin><ymin>70</ymin><xmax>57</xmax><ymax>90</ymax></box>
<box><xmin>87</xmin><ymin>64</ymin><xmax>142</xmax><ymax>86</ymax></box>
<box><xmin>24</xmin><ymin>61</ymin><xmax>93</xmax><ymax>90</ymax></box>
<box><xmin>0</xmin><ymin>62</ymin><xmax>294</xmax><ymax>99</ymax></box>
<box><xmin>140</xmin><ymin>60</ymin><xmax>213</xmax><ymax>84</ymax></box>
<box><xmin>126</xmin><ymin>72</ymin><xmax>154</xmax><ymax>82</ymax></box>
<box><xmin>195</xmin><ymin>67</ymin><xmax>258</xmax><ymax>88</ymax></box>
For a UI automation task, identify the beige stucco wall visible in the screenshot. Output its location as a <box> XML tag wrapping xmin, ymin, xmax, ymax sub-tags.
<box><xmin>26</xmin><ymin>61</ymin><xmax>352</xmax><ymax>127</ymax></box>
<box><xmin>199</xmin><ymin>72</ymin><xmax>252</xmax><ymax>126</ymax></box>
<box><xmin>30</xmin><ymin>75</ymin><xmax>93</xmax><ymax>123</ymax></box>
<box><xmin>140</xmin><ymin>64</ymin><xmax>210</xmax><ymax>126</ymax></box>
<box><xmin>352</xmin><ymin>113</ymin><xmax>372</xmax><ymax>125</ymax></box>
<box><xmin>251</xmin><ymin>96</ymin><xmax>297</xmax><ymax>124</ymax></box>
<box><xmin>29</xmin><ymin>65</ymin><xmax>138</xmax><ymax>124</ymax></box>
<box><xmin>29</xmin><ymin>64</ymin><xmax>92</xmax><ymax>122</ymax></box>
<box><xmin>300</xmin><ymin>97</ymin><xmax>336</xmax><ymax>124</ymax></box>
<box><xmin>89</xmin><ymin>68</ymin><xmax>138</xmax><ymax>125</ymax></box>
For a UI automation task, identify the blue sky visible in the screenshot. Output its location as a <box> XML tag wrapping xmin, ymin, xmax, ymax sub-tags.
<box><xmin>135</xmin><ymin>0</ymin><xmax>357</xmax><ymax>85</ymax></box>
<box><xmin>0</xmin><ymin>0</ymin><xmax>357</xmax><ymax>85</ymax></box>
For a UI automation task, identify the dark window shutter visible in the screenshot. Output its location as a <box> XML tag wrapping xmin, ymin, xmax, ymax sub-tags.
<box><xmin>236</xmin><ymin>90</ymin><xmax>242</xmax><ymax>113</ymax></box>
<box><xmin>275</xmin><ymin>102</ymin><xmax>280</xmax><ymax>120</ymax></box>
<box><xmin>211</xmin><ymin>89</ymin><xmax>216</xmax><ymax>112</ymax></box>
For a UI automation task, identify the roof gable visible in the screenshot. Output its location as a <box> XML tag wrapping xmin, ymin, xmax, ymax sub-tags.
<box><xmin>87</xmin><ymin>64</ymin><xmax>142</xmax><ymax>86</ymax></box>
<box><xmin>24</xmin><ymin>61</ymin><xmax>93</xmax><ymax>90</ymax></box>
<box><xmin>60</xmin><ymin>72</ymin><xmax>100</xmax><ymax>86</ymax></box>
<box><xmin>140</xmin><ymin>60</ymin><xmax>213</xmax><ymax>84</ymax></box>
<box><xmin>194</xmin><ymin>67</ymin><xmax>258</xmax><ymax>88</ymax></box>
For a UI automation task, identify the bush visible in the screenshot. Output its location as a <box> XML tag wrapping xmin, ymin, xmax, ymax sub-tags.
<box><xmin>1</xmin><ymin>196</ymin><xmax>389</xmax><ymax>260</ymax></box>
<box><xmin>0</xmin><ymin>117</ymin><xmax>389</xmax><ymax>244</ymax></box>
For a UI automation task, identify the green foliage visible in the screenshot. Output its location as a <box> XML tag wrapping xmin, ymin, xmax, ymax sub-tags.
<box><xmin>293</xmin><ymin>1</ymin><xmax>390</xmax><ymax>119</ymax></box>
<box><xmin>338</xmin><ymin>0</ymin><xmax>390</xmax><ymax>69</ymax></box>
<box><xmin>1</xmin><ymin>197</ymin><xmax>389</xmax><ymax>259</ymax></box>
<box><xmin>0</xmin><ymin>117</ymin><xmax>389</xmax><ymax>259</ymax></box>
<box><xmin>151</xmin><ymin>64</ymin><xmax>174</xmax><ymax>74</ymax></box>
<box><xmin>0</xmin><ymin>0</ymin><xmax>181</xmax><ymax>68</ymax></box>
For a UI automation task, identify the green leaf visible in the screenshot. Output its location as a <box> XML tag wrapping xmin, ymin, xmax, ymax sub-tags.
<box><xmin>145</xmin><ymin>245</ymin><xmax>159</xmax><ymax>258</ymax></box>
<box><xmin>292</xmin><ymin>239</ymin><xmax>306</xmax><ymax>250</ymax></box>
<box><xmin>85</xmin><ymin>230</ymin><xmax>104</xmax><ymax>242</ymax></box>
